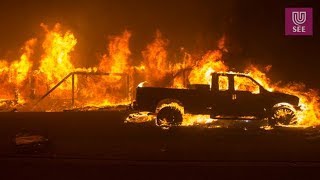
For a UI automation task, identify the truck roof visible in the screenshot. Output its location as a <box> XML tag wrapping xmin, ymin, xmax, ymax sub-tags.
<box><xmin>212</xmin><ymin>71</ymin><xmax>250</xmax><ymax>76</ymax></box>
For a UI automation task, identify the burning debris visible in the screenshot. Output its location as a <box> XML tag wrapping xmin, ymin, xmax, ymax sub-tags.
<box><xmin>14</xmin><ymin>131</ymin><xmax>49</xmax><ymax>154</ymax></box>
<box><xmin>0</xmin><ymin>99</ymin><xmax>19</xmax><ymax>112</ymax></box>
<box><xmin>0</xmin><ymin>23</ymin><xmax>131</xmax><ymax>111</ymax></box>
<box><xmin>0</xmin><ymin>23</ymin><xmax>318</xmax><ymax>127</ymax></box>
<box><xmin>125</xmin><ymin>112</ymin><xmax>155</xmax><ymax>124</ymax></box>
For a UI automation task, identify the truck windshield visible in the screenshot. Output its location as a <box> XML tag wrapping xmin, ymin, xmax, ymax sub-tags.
<box><xmin>234</xmin><ymin>76</ymin><xmax>260</xmax><ymax>94</ymax></box>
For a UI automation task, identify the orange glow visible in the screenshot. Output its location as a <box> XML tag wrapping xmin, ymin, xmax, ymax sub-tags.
<box><xmin>183</xmin><ymin>114</ymin><xmax>214</xmax><ymax>126</ymax></box>
<box><xmin>0</xmin><ymin>38</ymin><xmax>36</xmax><ymax>103</ymax></box>
<box><xmin>99</xmin><ymin>30</ymin><xmax>131</xmax><ymax>74</ymax></box>
<box><xmin>39</xmin><ymin>23</ymin><xmax>77</xmax><ymax>91</ymax></box>
<box><xmin>76</xmin><ymin>30</ymin><xmax>132</xmax><ymax>107</ymax></box>
<box><xmin>245</xmin><ymin>66</ymin><xmax>320</xmax><ymax>126</ymax></box>
<box><xmin>189</xmin><ymin>50</ymin><xmax>227</xmax><ymax>85</ymax></box>
<box><xmin>0</xmin><ymin>22</ymin><xmax>318</xmax><ymax>128</ymax></box>
<box><xmin>142</xmin><ymin>30</ymin><xmax>170</xmax><ymax>84</ymax></box>
<box><xmin>234</xmin><ymin>75</ymin><xmax>260</xmax><ymax>94</ymax></box>
<box><xmin>218</xmin><ymin>75</ymin><xmax>229</xmax><ymax>91</ymax></box>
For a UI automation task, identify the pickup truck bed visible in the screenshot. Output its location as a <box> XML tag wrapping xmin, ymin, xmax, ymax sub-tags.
<box><xmin>136</xmin><ymin>87</ymin><xmax>212</xmax><ymax>114</ymax></box>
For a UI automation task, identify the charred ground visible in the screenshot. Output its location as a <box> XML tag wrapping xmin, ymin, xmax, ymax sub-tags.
<box><xmin>1</xmin><ymin>112</ymin><xmax>320</xmax><ymax>179</ymax></box>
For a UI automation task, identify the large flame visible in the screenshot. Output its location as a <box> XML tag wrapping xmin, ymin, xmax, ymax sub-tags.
<box><xmin>99</xmin><ymin>30</ymin><xmax>131</xmax><ymax>74</ymax></box>
<box><xmin>77</xmin><ymin>30</ymin><xmax>132</xmax><ymax>107</ymax></box>
<box><xmin>141</xmin><ymin>30</ymin><xmax>170</xmax><ymax>84</ymax></box>
<box><xmin>189</xmin><ymin>50</ymin><xmax>228</xmax><ymax>85</ymax></box>
<box><xmin>0</xmin><ymin>38</ymin><xmax>36</xmax><ymax>103</ymax></box>
<box><xmin>39</xmin><ymin>23</ymin><xmax>77</xmax><ymax>90</ymax></box>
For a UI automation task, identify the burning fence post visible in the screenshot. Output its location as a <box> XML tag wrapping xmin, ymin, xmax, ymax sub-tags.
<box><xmin>29</xmin><ymin>72</ymin><xmax>35</xmax><ymax>100</ymax></box>
<box><xmin>71</xmin><ymin>73</ymin><xmax>75</xmax><ymax>108</ymax></box>
<box><xmin>14</xmin><ymin>89</ymin><xmax>19</xmax><ymax>103</ymax></box>
<box><xmin>126</xmin><ymin>73</ymin><xmax>130</xmax><ymax>102</ymax></box>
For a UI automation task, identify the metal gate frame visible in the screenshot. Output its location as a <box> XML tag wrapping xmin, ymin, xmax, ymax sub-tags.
<box><xmin>34</xmin><ymin>72</ymin><xmax>130</xmax><ymax>108</ymax></box>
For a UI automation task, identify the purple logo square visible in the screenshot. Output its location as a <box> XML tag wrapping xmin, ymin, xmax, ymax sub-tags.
<box><xmin>285</xmin><ymin>8</ymin><xmax>313</xmax><ymax>36</ymax></box>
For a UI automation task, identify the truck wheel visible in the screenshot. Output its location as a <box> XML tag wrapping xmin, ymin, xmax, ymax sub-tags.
<box><xmin>268</xmin><ymin>106</ymin><xmax>296</xmax><ymax>126</ymax></box>
<box><xmin>156</xmin><ymin>106</ymin><xmax>183</xmax><ymax>126</ymax></box>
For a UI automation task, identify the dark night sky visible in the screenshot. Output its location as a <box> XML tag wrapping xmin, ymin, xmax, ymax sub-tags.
<box><xmin>0</xmin><ymin>0</ymin><xmax>319</xmax><ymax>88</ymax></box>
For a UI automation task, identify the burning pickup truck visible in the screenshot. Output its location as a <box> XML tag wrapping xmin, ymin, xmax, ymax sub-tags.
<box><xmin>133</xmin><ymin>72</ymin><xmax>300</xmax><ymax>126</ymax></box>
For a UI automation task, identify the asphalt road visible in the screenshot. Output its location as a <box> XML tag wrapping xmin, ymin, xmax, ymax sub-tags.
<box><xmin>1</xmin><ymin>112</ymin><xmax>320</xmax><ymax>179</ymax></box>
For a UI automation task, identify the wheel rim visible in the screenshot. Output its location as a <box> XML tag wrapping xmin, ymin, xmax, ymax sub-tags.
<box><xmin>157</xmin><ymin>107</ymin><xmax>183</xmax><ymax>126</ymax></box>
<box><xmin>272</xmin><ymin>107</ymin><xmax>296</xmax><ymax>125</ymax></box>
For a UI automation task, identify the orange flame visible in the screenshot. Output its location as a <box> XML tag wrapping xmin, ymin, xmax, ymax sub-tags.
<box><xmin>245</xmin><ymin>66</ymin><xmax>320</xmax><ymax>126</ymax></box>
<box><xmin>142</xmin><ymin>30</ymin><xmax>170</xmax><ymax>84</ymax></box>
<box><xmin>0</xmin><ymin>38</ymin><xmax>36</xmax><ymax>102</ymax></box>
<box><xmin>39</xmin><ymin>23</ymin><xmax>77</xmax><ymax>90</ymax></box>
<box><xmin>189</xmin><ymin>50</ymin><xmax>228</xmax><ymax>85</ymax></box>
<box><xmin>76</xmin><ymin>31</ymin><xmax>132</xmax><ymax>107</ymax></box>
<box><xmin>99</xmin><ymin>30</ymin><xmax>132</xmax><ymax>74</ymax></box>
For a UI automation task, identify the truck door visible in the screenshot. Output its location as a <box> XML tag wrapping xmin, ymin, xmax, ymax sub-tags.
<box><xmin>232</xmin><ymin>75</ymin><xmax>265</xmax><ymax>117</ymax></box>
<box><xmin>212</xmin><ymin>75</ymin><xmax>236</xmax><ymax>116</ymax></box>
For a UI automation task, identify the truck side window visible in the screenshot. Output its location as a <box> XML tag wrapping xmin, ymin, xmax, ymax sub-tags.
<box><xmin>218</xmin><ymin>75</ymin><xmax>229</xmax><ymax>91</ymax></box>
<box><xmin>234</xmin><ymin>76</ymin><xmax>260</xmax><ymax>94</ymax></box>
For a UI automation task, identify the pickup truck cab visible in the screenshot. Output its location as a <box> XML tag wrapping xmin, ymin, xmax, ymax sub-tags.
<box><xmin>134</xmin><ymin>72</ymin><xmax>300</xmax><ymax>126</ymax></box>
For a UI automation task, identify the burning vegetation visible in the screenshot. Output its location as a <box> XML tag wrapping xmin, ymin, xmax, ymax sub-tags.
<box><xmin>0</xmin><ymin>23</ymin><xmax>319</xmax><ymax>127</ymax></box>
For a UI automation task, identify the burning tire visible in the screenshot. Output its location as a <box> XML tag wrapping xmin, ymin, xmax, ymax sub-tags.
<box><xmin>156</xmin><ymin>106</ymin><xmax>183</xmax><ymax>126</ymax></box>
<box><xmin>268</xmin><ymin>105</ymin><xmax>297</xmax><ymax>126</ymax></box>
